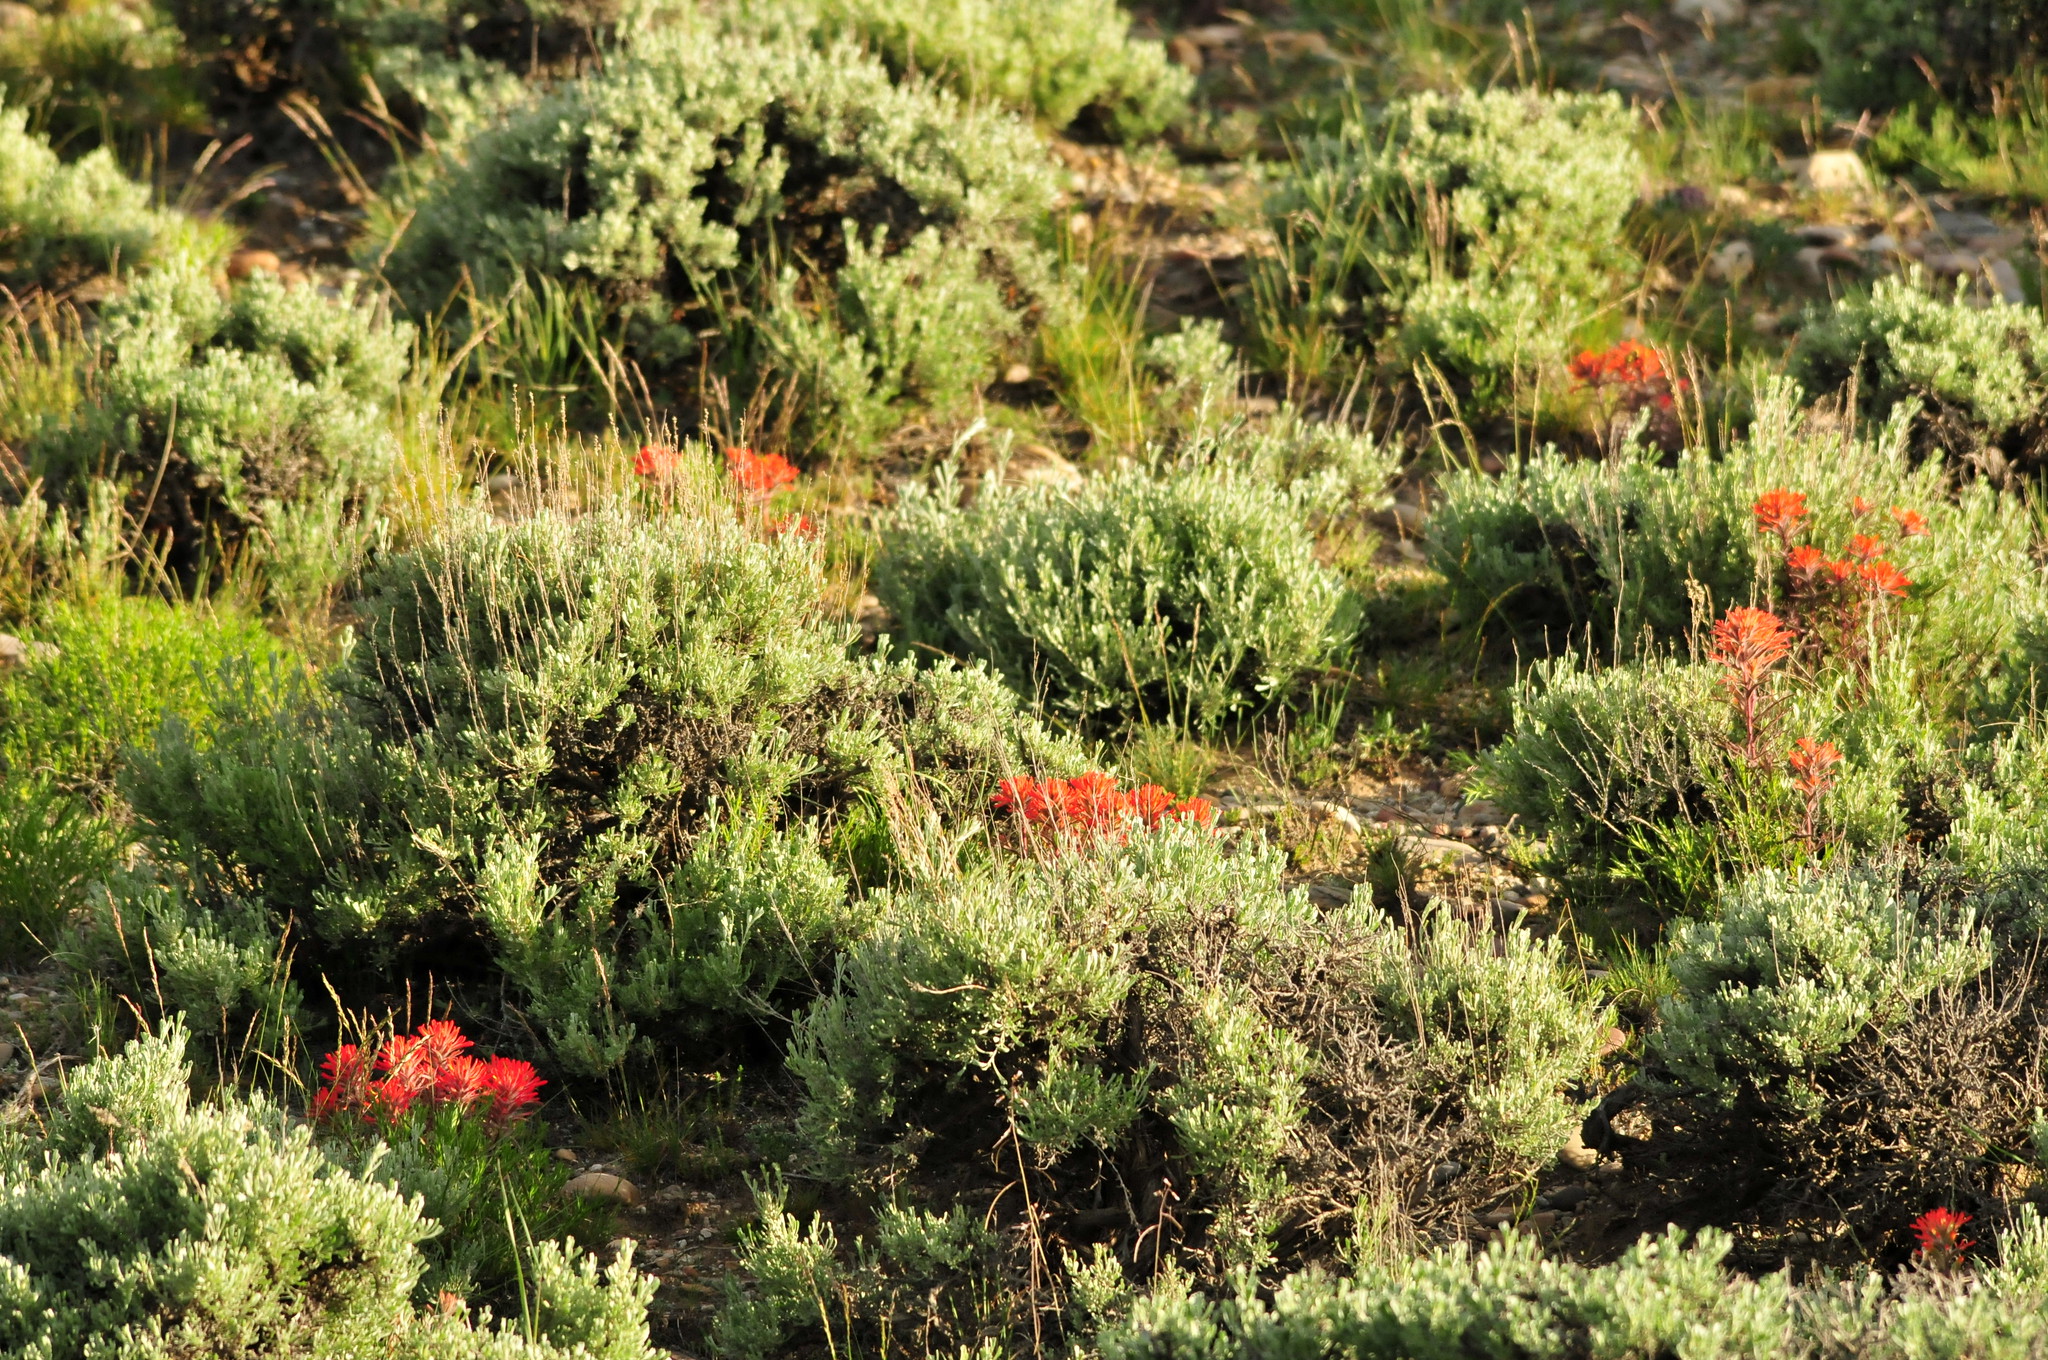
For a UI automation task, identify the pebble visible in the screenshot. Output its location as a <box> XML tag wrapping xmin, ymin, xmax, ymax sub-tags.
<box><xmin>1922</xmin><ymin>249</ymin><xmax>1981</xmax><ymax>276</ymax></box>
<box><xmin>1541</xmin><ymin>1185</ymin><xmax>1592</xmax><ymax>1211</ymax></box>
<box><xmin>227</xmin><ymin>248</ymin><xmax>284</xmax><ymax>280</ymax></box>
<box><xmin>1559</xmin><ymin>1128</ymin><xmax>1598</xmax><ymax>1171</ymax></box>
<box><xmin>1459</xmin><ymin>802</ymin><xmax>1506</xmax><ymax>828</ymax></box>
<box><xmin>565</xmin><ymin>1172</ymin><xmax>640</xmax><ymax>1206</ymax></box>
<box><xmin>1403</xmin><ymin>835</ymin><xmax>1484</xmax><ymax>866</ymax></box>
<box><xmin>1002</xmin><ymin>363</ymin><xmax>1032</xmax><ymax>385</ymax></box>
<box><xmin>1800</xmin><ymin>149</ymin><xmax>1870</xmax><ymax>194</ymax></box>
<box><xmin>1307</xmin><ymin>800</ymin><xmax>1362</xmax><ymax>834</ymax></box>
<box><xmin>1308</xmin><ymin>879</ymin><xmax>1355</xmax><ymax>907</ymax></box>
<box><xmin>1707</xmin><ymin>239</ymin><xmax>1753</xmax><ymax>286</ymax></box>
<box><xmin>1987</xmin><ymin>258</ymin><xmax>2026</xmax><ymax>305</ymax></box>
<box><xmin>553</xmin><ymin>1147</ymin><xmax>580</xmax><ymax>1163</ymax></box>
<box><xmin>1167</xmin><ymin>35</ymin><xmax>1203</xmax><ymax>72</ymax></box>
<box><xmin>1430</xmin><ymin>1160</ymin><xmax>1464</xmax><ymax>1186</ymax></box>
<box><xmin>1673</xmin><ymin>0</ymin><xmax>1743</xmax><ymax>22</ymax></box>
<box><xmin>0</xmin><ymin>635</ymin><xmax>21</xmax><ymax>669</ymax></box>
<box><xmin>1597</xmin><ymin>1026</ymin><xmax>1628</xmax><ymax>1058</ymax></box>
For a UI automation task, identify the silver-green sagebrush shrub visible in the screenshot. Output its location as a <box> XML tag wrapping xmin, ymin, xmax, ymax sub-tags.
<box><xmin>377</xmin><ymin>23</ymin><xmax>1054</xmax><ymax>443</ymax></box>
<box><xmin>781</xmin><ymin>823</ymin><xmax>1607</xmax><ymax>1314</ymax></box>
<box><xmin>0</xmin><ymin>1023</ymin><xmax>658</xmax><ymax>1359</ymax></box>
<box><xmin>1652</xmin><ymin>866</ymin><xmax>1992</xmax><ymax>1111</ymax></box>
<box><xmin>1789</xmin><ymin>271</ymin><xmax>2048</xmax><ymax>472</ymax></box>
<box><xmin>786</xmin><ymin>0</ymin><xmax>1191</xmax><ymax>136</ymax></box>
<box><xmin>1475</xmin><ymin>648</ymin><xmax>1940</xmax><ymax>912</ymax></box>
<box><xmin>117</xmin><ymin>489</ymin><xmax>1079</xmax><ymax>1073</ymax></box>
<box><xmin>712</xmin><ymin>1171</ymin><xmax>1016</xmax><ymax>1360</ymax></box>
<box><xmin>0</xmin><ymin>104</ymin><xmax>222</xmax><ymax>291</ymax></box>
<box><xmin>1097</xmin><ymin>1222</ymin><xmax>2048</xmax><ymax>1360</ymax></box>
<box><xmin>28</xmin><ymin>253</ymin><xmax>411</xmax><ymax>579</ymax></box>
<box><xmin>1258</xmin><ymin>88</ymin><xmax>1643</xmax><ymax>403</ymax></box>
<box><xmin>1428</xmin><ymin>383</ymin><xmax>2046</xmax><ymax>705</ymax></box>
<box><xmin>877</xmin><ymin>460</ymin><xmax>1350</xmax><ymax>730</ymax></box>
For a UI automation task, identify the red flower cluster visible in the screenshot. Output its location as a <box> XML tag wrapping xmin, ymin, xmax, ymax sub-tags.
<box><xmin>1753</xmin><ymin>488</ymin><xmax>1921</xmax><ymax>613</ymax></box>
<box><xmin>1752</xmin><ymin>489</ymin><xmax>1809</xmax><ymax>543</ymax></box>
<box><xmin>726</xmin><ymin>447</ymin><xmax>799</xmax><ymax>500</ymax></box>
<box><xmin>1568</xmin><ymin>340</ymin><xmax>1685</xmax><ymax>411</ymax></box>
<box><xmin>1911</xmin><ymin>1207</ymin><xmax>1974</xmax><ymax>1271</ymax></box>
<box><xmin>634</xmin><ymin>444</ymin><xmax>680</xmax><ymax>479</ymax></box>
<box><xmin>1708</xmin><ymin>606</ymin><xmax>1795</xmax><ymax>685</ymax></box>
<box><xmin>312</xmin><ymin>1020</ymin><xmax>543</xmax><ymax>1131</ymax></box>
<box><xmin>1787</xmin><ymin>737</ymin><xmax>1843</xmax><ymax>796</ymax></box>
<box><xmin>1789</xmin><ymin>736</ymin><xmax>1844</xmax><ymax>847</ymax></box>
<box><xmin>992</xmin><ymin>772</ymin><xmax>1216</xmax><ymax>840</ymax></box>
<box><xmin>1569</xmin><ymin>340</ymin><xmax>1667</xmax><ymax>387</ymax></box>
<box><xmin>1708</xmin><ymin>606</ymin><xmax>1796</xmax><ymax>771</ymax></box>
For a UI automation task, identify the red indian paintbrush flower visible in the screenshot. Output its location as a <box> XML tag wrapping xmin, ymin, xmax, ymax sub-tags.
<box><xmin>1851</xmin><ymin>496</ymin><xmax>1875</xmax><ymax>517</ymax></box>
<box><xmin>1890</xmin><ymin>506</ymin><xmax>1929</xmax><ymax>538</ymax></box>
<box><xmin>992</xmin><ymin>773</ymin><xmax>1216</xmax><ymax>846</ymax></box>
<box><xmin>725</xmin><ymin>447</ymin><xmax>799</xmax><ymax>499</ymax></box>
<box><xmin>1786</xmin><ymin>545</ymin><xmax>1828</xmax><ymax>583</ymax></box>
<box><xmin>1789</xmin><ymin>737</ymin><xmax>1844</xmax><ymax>847</ymax></box>
<box><xmin>1911</xmin><ymin>1207</ymin><xmax>1974</xmax><ymax>1271</ymax></box>
<box><xmin>1710</xmin><ymin>607</ymin><xmax>1795</xmax><ymax>772</ymax></box>
<box><xmin>312</xmin><ymin>1021</ymin><xmax>543</xmax><ymax>1133</ymax></box>
<box><xmin>1845</xmin><ymin>533</ymin><xmax>1886</xmax><ymax>564</ymax></box>
<box><xmin>634</xmin><ymin>444</ymin><xmax>679</xmax><ymax>479</ymax></box>
<box><xmin>1858</xmin><ymin>560</ymin><xmax>1912</xmax><ymax>599</ymax></box>
<box><xmin>1708</xmin><ymin>606</ymin><xmax>1795</xmax><ymax>684</ymax></box>
<box><xmin>478</xmin><ymin>1056</ymin><xmax>546</xmax><ymax>1127</ymax></box>
<box><xmin>1788</xmin><ymin>737</ymin><xmax>1843</xmax><ymax>796</ymax></box>
<box><xmin>1753</xmin><ymin>489</ymin><xmax>1809</xmax><ymax>543</ymax></box>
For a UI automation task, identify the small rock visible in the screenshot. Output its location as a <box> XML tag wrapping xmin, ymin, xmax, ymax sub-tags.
<box><xmin>1923</xmin><ymin>249</ymin><xmax>1981</xmax><ymax>276</ymax></box>
<box><xmin>1307</xmin><ymin>879</ymin><xmax>1355</xmax><ymax>907</ymax></box>
<box><xmin>1437</xmin><ymin>773</ymin><xmax>1468</xmax><ymax>799</ymax></box>
<box><xmin>1243</xmin><ymin>395</ymin><xmax>1280</xmax><ymax>416</ymax></box>
<box><xmin>1800</xmin><ymin>149</ymin><xmax>1870</xmax><ymax>194</ymax></box>
<box><xmin>1402</xmin><ymin>835</ymin><xmax>1484</xmax><ymax>866</ymax></box>
<box><xmin>1308</xmin><ymin>800</ymin><xmax>1362</xmax><ymax>835</ymax></box>
<box><xmin>1525</xmin><ymin>1210</ymin><xmax>1560</xmax><ymax>1234</ymax></box>
<box><xmin>1673</xmin><ymin>0</ymin><xmax>1743</xmax><ymax>23</ymax></box>
<box><xmin>1864</xmin><ymin>232</ymin><xmax>1903</xmax><ymax>255</ymax></box>
<box><xmin>1002</xmin><ymin>363</ymin><xmax>1032</xmax><ymax>385</ymax></box>
<box><xmin>1430</xmin><ymin>1159</ymin><xmax>1464</xmax><ymax>1186</ymax></box>
<box><xmin>1390</xmin><ymin>500</ymin><xmax>1426</xmax><ymax>534</ymax></box>
<box><xmin>1707</xmin><ymin>239</ymin><xmax>1754</xmax><ymax>286</ymax></box>
<box><xmin>1987</xmin><ymin>258</ymin><xmax>2027</xmax><ymax>305</ymax></box>
<box><xmin>605</xmin><ymin>1236</ymin><xmax>639</xmax><ymax>1262</ymax></box>
<box><xmin>1167</xmin><ymin>35</ymin><xmax>1203</xmax><ymax>73</ymax></box>
<box><xmin>1542</xmin><ymin>1184</ymin><xmax>1593</xmax><ymax>1211</ymax></box>
<box><xmin>1932</xmin><ymin>209</ymin><xmax>2001</xmax><ymax>242</ymax></box>
<box><xmin>651</xmin><ymin>1184</ymin><xmax>691</xmax><ymax>1206</ymax></box>
<box><xmin>227</xmin><ymin>248</ymin><xmax>284</xmax><ymax>280</ymax></box>
<box><xmin>1478</xmin><ymin>1209</ymin><xmax>1514</xmax><ymax>1228</ymax></box>
<box><xmin>1597</xmin><ymin>1026</ymin><xmax>1628</xmax><ymax>1058</ymax></box>
<box><xmin>553</xmin><ymin>1147</ymin><xmax>581</xmax><ymax>1163</ymax></box>
<box><xmin>566</xmin><ymin>1172</ymin><xmax>641</xmax><ymax>1206</ymax></box>
<box><xmin>0</xmin><ymin>635</ymin><xmax>23</xmax><ymax>669</ymax></box>
<box><xmin>1184</xmin><ymin>23</ymin><xmax>1244</xmax><ymax>45</ymax></box>
<box><xmin>1520</xmin><ymin>892</ymin><xmax>1551</xmax><ymax>911</ymax></box>
<box><xmin>1714</xmin><ymin>184</ymin><xmax>1754</xmax><ymax>210</ymax></box>
<box><xmin>1458</xmin><ymin>801</ymin><xmax>1506</xmax><ymax>828</ymax></box>
<box><xmin>1796</xmin><ymin>223</ymin><xmax>1860</xmax><ymax>247</ymax></box>
<box><xmin>1003</xmin><ymin>442</ymin><xmax>1082</xmax><ymax>491</ymax></box>
<box><xmin>1559</xmin><ymin>1128</ymin><xmax>1598</xmax><ymax>1170</ymax></box>
<box><xmin>0</xmin><ymin>1043</ymin><xmax>16</xmax><ymax>1068</ymax></box>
